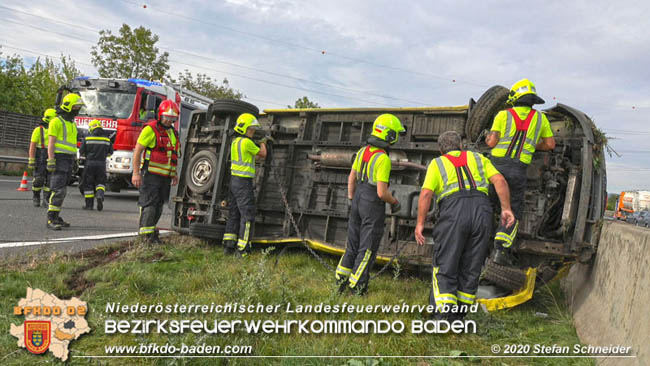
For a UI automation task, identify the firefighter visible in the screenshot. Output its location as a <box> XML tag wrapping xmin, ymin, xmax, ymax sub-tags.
<box><xmin>46</xmin><ymin>94</ymin><xmax>84</xmax><ymax>230</ymax></box>
<box><xmin>222</xmin><ymin>113</ymin><xmax>269</xmax><ymax>256</ymax></box>
<box><xmin>28</xmin><ymin>108</ymin><xmax>56</xmax><ymax>207</ymax></box>
<box><xmin>132</xmin><ymin>100</ymin><xmax>181</xmax><ymax>244</ymax></box>
<box><xmin>79</xmin><ymin>120</ymin><xmax>113</xmax><ymax>211</ymax></box>
<box><xmin>335</xmin><ymin>113</ymin><xmax>405</xmax><ymax>295</ymax></box>
<box><xmin>485</xmin><ymin>79</ymin><xmax>555</xmax><ymax>265</ymax></box>
<box><xmin>415</xmin><ymin>131</ymin><xmax>515</xmax><ymax>319</ymax></box>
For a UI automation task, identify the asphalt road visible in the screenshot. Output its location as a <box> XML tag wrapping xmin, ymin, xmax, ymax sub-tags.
<box><xmin>0</xmin><ymin>175</ymin><xmax>172</xmax><ymax>259</ymax></box>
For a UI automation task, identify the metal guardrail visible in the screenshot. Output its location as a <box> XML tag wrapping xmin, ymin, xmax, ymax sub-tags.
<box><xmin>0</xmin><ymin>155</ymin><xmax>28</xmax><ymax>164</ymax></box>
<box><xmin>0</xmin><ymin>110</ymin><xmax>42</xmax><ymax>148</ymax></box>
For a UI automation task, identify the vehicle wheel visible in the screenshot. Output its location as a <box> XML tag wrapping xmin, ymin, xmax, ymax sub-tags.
<box><xmin>483</xmin><ymin>258</ymin><xmax>528</xmax><ymax>291</ymax></box>
<box><xmin>210</xmin><ymin>100</ymin><xmax>259</xmax><ymax>117</ymax></box>
<box><xmin>465</xmin><ymin>85</ymin><xmax>510</xmax><ymax>141</ymax></box>
<box><xmin>189</xmin><ymin>222</ymin><xmax>225</xmax><ymax>241</ymax></box>
<box><xmin>185</xmin><ymin>150</ymin><xmax>218</xmax><ymax>194</ymax></box>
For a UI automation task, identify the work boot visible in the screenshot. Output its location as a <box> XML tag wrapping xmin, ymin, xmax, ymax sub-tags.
<box><xmin>83</xmin><ymin>198</ymin><xmax>94</xmax><ymax>210</ymax></box>
<box><xmin>47</xmin><ymin>219</ymin><xmax>62</xmax><ymax>231</ymax></box>
<box><xmin>47</xmin><ymin>211</ymin><xmax>61</xmax><ymax>230</ymax></box>
<box><xmin>492</xmin><ymin>248</ymin><xmax>515</xmax><ymax>267</ymax></box>
<box><xmin>33</xmin><ymin>192</ymin><xmax>41</xmax><ymax>207</ymax></box>
<box><xmin>336</xmin><ymin>278</ymin><xmax>349</xmax><ymax>294</ymax></box>
<box><xmin>139</xmin><ymin>233</ymin><xmax>162</xmax><ymax>245</ymax></box>
<box><xmin>430</xmin><ymin>310</ymin><xmax>448</xmax><ymax>321</ymax></box>
<box><xmin>152</xmin><ymin>229</ymin><xmax>162</xmax><ymax>244</ymax></box>
<box><xmin>351</xmin><ymin>284</ymin><xmax>368</xmax><ymax>297</ymax></box>
<box><xmin>55</xmin><ymin>216</ymin><xmax>71</xmax><ymax>228</ymax></box>
<box><xmin>448</xmin><ymin>306</ymin><xmax>469</xmax><ymax>322</ymax></box>
<box><xmin>223</xmin><ymin>243</ymin><xmax>236</xmax><ymax>255</ymax></box>
<box><xmin>96</xmin><ymin>197</ymin><xmax>104</xmax><ymax>211</ymax></box>
<box><xmin>46</xmin><ymin>213</ymin><xmax>62</xmax><ymax>230</ymax></box>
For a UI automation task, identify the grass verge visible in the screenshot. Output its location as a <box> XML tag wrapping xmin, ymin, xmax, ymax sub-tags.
<box><xmin>0</xmin><ymin>234</ymin><xmax>593</xmax><ymax>366</ymax></box>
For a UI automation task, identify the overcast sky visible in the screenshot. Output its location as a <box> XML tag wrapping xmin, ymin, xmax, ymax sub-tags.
<box><xmin>1</xmin><ymin>0</ymin><xmax>648</xmax><ymax>192</ymax></box>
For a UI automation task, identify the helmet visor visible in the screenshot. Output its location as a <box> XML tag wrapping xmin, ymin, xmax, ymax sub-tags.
<box><xmin>161</xmin><ymin>115</ymin><xmax>178</xmax><ymax>123</ymax></box>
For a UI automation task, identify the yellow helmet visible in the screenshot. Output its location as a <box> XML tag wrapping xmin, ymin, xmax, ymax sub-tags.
<box><xmin>234</xmin><ymin>113</ymin><xmax>261</xmax><ymax>135</ymax></box>
<box><xmin>42</xmin><ymin>108</ymin><xmax>57</xmax><ymax>124</ymax></box>
<box><xmin>60</xmin><ymin>93</ymin><xmax>85</xmax><ymax>112</ymax></box>
<box><xmin>507</xmin><ymin>78</ymin><xmax>545</xmax><ymax>105</ymax></box>
<box><xmin>371</xmin><ymin>113</ymin><xmax>405</xmax><ymax>145</ymax></box>
<box><xmin>89</xmin><ymin>119</ymin><xmax>102</xmax><ymax>132</ymax></box>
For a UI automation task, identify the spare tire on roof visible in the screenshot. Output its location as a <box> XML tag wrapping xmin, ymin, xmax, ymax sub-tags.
<box><xmin>209</xmin><ymin>100</ymin><xmax>259</xmax><ymax>117</ymax></box>
<box><xmin>465</xmin><ymin>85</ymin><xmax>510</xmax><ymax>142</ymax></box>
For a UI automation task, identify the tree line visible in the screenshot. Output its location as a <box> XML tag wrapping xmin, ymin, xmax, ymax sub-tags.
<box><xmin>0</xmin><ymin>23</ymin><xmax>318</xmax><ymax>115</ymax></box>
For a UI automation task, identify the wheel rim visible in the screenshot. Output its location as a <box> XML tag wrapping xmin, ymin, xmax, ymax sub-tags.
<box><xmin>191</xmin><ymin>158</ymin><xmax>213</xmax><ymax>187</ymax></box>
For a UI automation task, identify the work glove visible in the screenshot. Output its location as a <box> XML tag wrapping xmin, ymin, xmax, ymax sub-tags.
<box><xmin>46</xmin><ymin>158</ymin><xmax>56</xmax><ymax>173</ymax></box>
<box><xmin>27</xmin><ymin>158</ymin><xmax>36</xmax><ymax>173</ymax></box>
<box><xmin>259</xmin><ymin>135</ymin><xmax>275</xmax><ymax>145</ymax></box>
<box><xmin>390</xmin><ymin>199</ymin><xmax>401</xmax><ymax>214</ymax></box>
<box><xmin>347</xmin><ymin>197</ymin><xmax>352</xmax><ymax>215</ymax></box>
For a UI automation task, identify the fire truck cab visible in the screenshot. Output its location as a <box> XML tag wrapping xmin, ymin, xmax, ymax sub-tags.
<box><xmin>58</xmin><ymin>77</ymin><xmax>210</xmax><ymax>192</ymax></box>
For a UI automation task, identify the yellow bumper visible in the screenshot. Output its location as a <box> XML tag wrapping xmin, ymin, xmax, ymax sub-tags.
<box><xmin>252</xmin><ymin>237</ymin><xmax>394</xmax><ymax>264</ymax></box>
<box><xmin>252</xmin><ymin>238</ymin><xmax>570</xmax><ymax>312</ymax></box>
<box><xmin>477</xmin><ymin>267</ymin><xmax>537</xmax><ymax>311</ymax></box>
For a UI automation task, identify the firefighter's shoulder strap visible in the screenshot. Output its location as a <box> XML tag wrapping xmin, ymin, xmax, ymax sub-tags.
<box><xmin>358</xmin><ymin>145</ymin><xmax>386</xmax><ymax>184</ymax></box>
<box><xmin>505</xmin><ymin>108</ymin><xmax>536</xmax><ymax>159</ymax></box>
<box><xmin>39</xmin><ymin>126</ymin><xmax>45</xmax><ymax>149</ymax></box>
<box><xmin>442</xmin><ymin>151</ymin><xmax>477</xmax><ymax>191</ymax></box>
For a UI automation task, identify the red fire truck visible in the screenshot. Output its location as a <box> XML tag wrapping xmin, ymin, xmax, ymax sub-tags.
<box><xmin>56</xmin><ymin>77</ymin><xmax>211</xmax><ymax>192</ymax></box>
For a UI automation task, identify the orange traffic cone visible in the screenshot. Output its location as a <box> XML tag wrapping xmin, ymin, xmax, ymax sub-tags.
<box><xmin>17</xmin><ymin>171</ymin><xmax>29</xmax><ymax>191</ymax></box>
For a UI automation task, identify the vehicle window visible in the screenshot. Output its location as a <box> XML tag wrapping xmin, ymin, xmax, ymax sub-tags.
<box><xmin>78</xmin><ymin>90</ymin><xmax>136</xmax><ymax>119</ymax></box>
<box><xmin>180</xmin><ymin>105</ymin><xmax>192</xmax><ymax>132</ymax></box>
<box><xmin>155</xmin><ymin>96</ymin><xmax>164</xmax><ymax>111</ymax></box>
<box><xmin>138</xmin><ymin>93</ymin><xmax>148</xmax><ymax>120</ymax></box>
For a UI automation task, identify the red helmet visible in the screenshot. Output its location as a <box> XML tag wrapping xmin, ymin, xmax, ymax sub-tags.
<box><xmin>158</xmin><ymin>100</ymin><xmax>179</xmax><ymax>120</ymax></box>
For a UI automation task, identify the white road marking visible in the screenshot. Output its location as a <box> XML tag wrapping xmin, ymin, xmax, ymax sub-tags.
<box><xmin>0</xmin><ymin>179</ymin><xmax>22</xmax><ymax>182</ymax></box>
<box><xmin>0</xmin><ymin>230</ymin><xmax>172</xmax><ymax>248</ymax></box>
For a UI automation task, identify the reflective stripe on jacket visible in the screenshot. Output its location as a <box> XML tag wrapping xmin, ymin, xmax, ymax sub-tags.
<box><xmin>81</xmin><ymin>134</ymin><xmax>113</xmax><ymax>161</ymax></box>
<box><xmin>230</xmin><ymin>136</ymin><xmax>257</xmax><ymax>178</ymax></box>
<box><xmin>51</xmin><ymin>116</ymin><xmax>77</xmax><ymax>155</ymax></box>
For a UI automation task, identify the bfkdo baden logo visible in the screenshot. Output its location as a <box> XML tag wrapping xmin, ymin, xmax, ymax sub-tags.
<box><xmin>10</xmin><ymin>288</ymin><xmax>91</xmax><ymax>361</ymax></box>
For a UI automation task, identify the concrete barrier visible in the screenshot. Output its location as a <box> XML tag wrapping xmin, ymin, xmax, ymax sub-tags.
<box><xmin>564</xmin><ymin>220</ymin><xmax>650</xmax><ymax>365</ymax></box>
<box><xmin>0</xmin><ymin>146</ymin><xmax>28</xmax><ymax>173</ymax></box>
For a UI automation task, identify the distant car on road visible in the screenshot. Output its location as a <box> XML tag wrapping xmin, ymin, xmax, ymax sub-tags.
<box><xmin>635</xmin><ymin>211</ymin><xmax>650</xmax><ymax>227</ymax></box>
<box><xmin>627</xmin><ymin>211</ymin><xmax>641</xmax><ymax>225</ymax></box>
<box><xmin>628</xmin><ymin>210</ymin><xmax>650</xmax><ymax>226</ymax></box>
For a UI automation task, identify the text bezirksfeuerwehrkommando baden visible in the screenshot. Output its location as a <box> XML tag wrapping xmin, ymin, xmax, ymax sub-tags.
<box><xmin>105</xmin><ymin>302</ymin><xmax>473</xmax><ymax>315</ymax></box>
<box><xmin>104</xmin><ymin>302</ymin><xmax>479</xmax><ymax>334</ymax></box>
